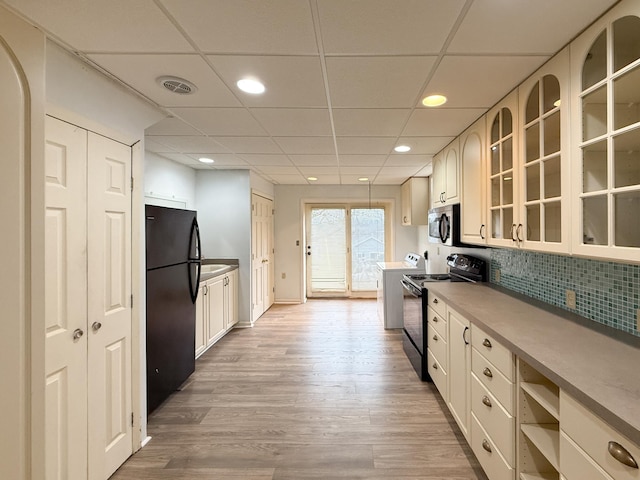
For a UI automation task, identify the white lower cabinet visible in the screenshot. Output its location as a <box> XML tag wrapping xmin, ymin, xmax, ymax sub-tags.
<box><xmin>448</xmin><ymin>308</ymin><xmax>471</xmax><ymax>441</ymax></box>
<box><xmin>195</xmin><ymin>269</ymin><xmax>238</xmax><ymax>359</ymax></box>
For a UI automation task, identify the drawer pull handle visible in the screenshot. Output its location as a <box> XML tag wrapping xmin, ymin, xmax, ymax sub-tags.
<box><xmin>483</xmin><ymin>367</ymin><xmax>493</xmax><ymax>378</ymax></box>
<box><xmin>433</xmin><ymin>298</ymin><xmax>439</xmax><ymax>304</ymax></box>
<box><xmin>608</xmin><ymin>441</ymin><xmax>639</xmax><ymax>469</ymax></box>
<box><xmin>432</xmin><ymin>316</ymin><xmax>438</xmax><ymax>323</ymax></box>
<box><xmin>483</xmin><ymin>338</ymin><xmax>492</xmax><ymax>348</ymax></box>
<box><xmin>482</xmin><ymin>439</ymin><xmax>492</xmax><ymax>453</ymax></box>
<box><xmin>432</xmin><ymin>363</ymin><xmax>438</xmax><ymax>370</ymax></box>
<box><xmin>482</xmin><ymin>395</ymin><xmax>492</xmax><ymax>408</ymax></box>
<box><xmin>433</xmin><ymin>335</ymin><xmax>438</xmax><ymax>341</ymax></box>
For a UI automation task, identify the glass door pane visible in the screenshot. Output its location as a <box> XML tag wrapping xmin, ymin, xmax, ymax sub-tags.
<box><xmin>351</xmin><ymin>208</ymin><xmax>385</xmax><ymax>292</ymax></box>
<box><xmin>309</xmin><ymin>207</ymin><xmax>347</xmax><ymax>293</ymax></box>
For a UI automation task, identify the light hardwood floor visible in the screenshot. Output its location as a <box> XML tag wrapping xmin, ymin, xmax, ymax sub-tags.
<box><xmin>112</xmin><ymin>299</ymin><xmax>488</xmax><ymax>479</ymax></box>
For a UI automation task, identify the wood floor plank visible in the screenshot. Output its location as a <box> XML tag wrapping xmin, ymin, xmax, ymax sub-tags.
<box><xmin>110</xmin><ymin>299</ymin><xmax>487</xmax><ymax>479</ymax></box>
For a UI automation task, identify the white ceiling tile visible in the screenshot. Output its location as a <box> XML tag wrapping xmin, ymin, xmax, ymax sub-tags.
<box><xmin>372</xmin><ymin>175</ymin><xmax>409</xmax><ymax>185</ymax></box>
<box><xmin>340</xmin><ymin>175</ymin><xmax>378</xmax><ymax>185</ymax></box>
<box><xmin>423</xmin><ymin>56</ymin><xmax>549</xmax><ymax>108</ymax></box>
<box><xmin>170</xmin><ymin>108</ymin><xmax>267</xmax><ymax>136</ymax></box>
<box><xmin>332</xmin><ymin>109</ymin><xmax>411</xmax><ymax>136</ymax></box>
<box><xmin>415</xmin><ymin>164</ymin><xmax>434</xmax><ymax>177</ymax></box>
<box><xmin>208</xmin><ymin>56</ymin><xmax>327</xmax><ymax>107</ymax></box>
<box><xmin>385</xmin><ymin>154</ymin><xmax>433</xmax><ymax>167</ymax></box>
<box><xmin>238</xmin><ymin>154</ymin><xmax>293</xmax><ymax>166</ymax></box>
<box><xmin>251</xmin><ymin>109</ymin><xmax>332</xmax><ymax>137</ymax></box>
<box><xmin>340</xmin><ymin>166</ymin><xmax>381</xmax><ymax>176</ymax></box>
<box><xmin>308</xmin><ymin>176</ymin><xmax>341</xmax><ymax>185</ymax></box>
<box><xmin>326</xmin><ymin>56</ymin><xmax>437</xmax><ymax>108</ymax></box>
<box><xmin>377</xmin><ymin>166</ymin><xmax>424</xmax><ymax>177</ymax></box>
<box><xmin>273</xmin><ymin>137</ymin><xmax>336</xmax><ymax>155</ymax></box>
<box><xmin>145</xmin><ymin>137</ymin><xmax>177</xmax><ymax>153</ymax></box>
<box><xmin>288</xmin><ymin>155</ymin><xmax>338</xmax><ymax>166</ymax></box>
<box><xmin>393</xmin><ymin>136</ymin><xmax>455</xmax><ymax>154</ymax></box>
<box><xmin>449</xmin><ymin>0</ymin><xmax>617</xmax><ymax>54</ymax></box>
<box><xmin>5</xmin><ymin>0</ymin><xmax>192</xmax><ymax>52</ymax></box>
<box><xmin>146</xmin><ymin>117</ymin><xmax>201</xmax><ymax>136</ymax></box>
<box><xmin>402</xmin><ymin>108</ymin><xmax>486</xmax><ymax>137</ymax></box>
<box><xmin>299</xmin><ymin>166</ymin><xmax>345</xmax><ymax>176</ymax></box>
<box><xmin>339</xmin><ymin>155</ymin><xmax>387</xmax><ymax>167</ymax></box>
<box><xmin>212</xmin><ymin>137</ymin><xmax>282</xmax><ymax>154</ymax></box>
<box><xmin>188</xmin><ymin>154</ymin><xmax>248</xmax><ymax>167</ymax></box>
<box><xmin>268</xmin><ymin>173</ymin><xmax>309</xmax><ymax>184</ymax></box>
<box><xmin>317</xmin><ymin>0</ymin><xmax>466</xmax><ymax>54</ymax></box>
<box><xmin>256</xmin><ymin>166</ymin><xmax>301</xmax><ymax>175</ymax></box>
<box><xmin>145</xmin><ymin>135</ymin><xmax>230</xmax><ymax>153</ymax></box>
<box><xmin>87</xmin><ymin>54</ymin><xmax>239</xmax><ymax>107</ymax></box>
<box><xmin>336</xmin><ymin>137</ymin><xmax>396</xmax><ymax>155</ymax></box>
<box><xmin>161</xmin><ymin>0</ymin><xmax>318</xmax><ymax>54</ymax></box>
<box><xmin>156</xmin><ymin>153</ymin><xmax>201</xmax><ymax>167</ymax></box>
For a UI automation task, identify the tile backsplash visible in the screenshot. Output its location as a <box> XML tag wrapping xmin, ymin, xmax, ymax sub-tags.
<box><xmin>490</xmin><ymin>249</ymin><xmax>640</xmax><ymax>337</ymax></box>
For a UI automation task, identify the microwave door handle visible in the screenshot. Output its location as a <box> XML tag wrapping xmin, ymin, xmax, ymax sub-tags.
<box><xmin>439</xmin><ymin>213</ymin><xmax>448</xmax><ymax>242</ymax></box>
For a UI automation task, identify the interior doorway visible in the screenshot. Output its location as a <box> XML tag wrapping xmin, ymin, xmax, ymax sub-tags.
<box><xmin>305</xmin><ymin>203</ymin><xmax>389</xmax><ymax>298</ymax></box>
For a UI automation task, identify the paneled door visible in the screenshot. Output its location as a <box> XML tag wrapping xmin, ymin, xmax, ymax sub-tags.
<box><xmin>44</xmin><ymin>117</ymin><xmax>133</xmax><ymax>480</ymax></box>
<box><xmin>87</xmin><ymin>132</ymin><xmax>133</xmax><ymax>479</ymax></box>
<box><xmin>251</xmin><ymin>193</ymin><xmax>274</xmax><ymax>322</ymax></box>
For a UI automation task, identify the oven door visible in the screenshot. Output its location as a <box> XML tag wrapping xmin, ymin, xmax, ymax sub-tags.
<box><xmin>401</xmin><ymin>278</ymin><xmax>424</xmax><ymax>355</ymax></box>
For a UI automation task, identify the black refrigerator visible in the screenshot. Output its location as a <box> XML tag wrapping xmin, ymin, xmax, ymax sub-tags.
<box><xmin>145</xmin><ymin>205</ymin><xmax>201</xmax><ymax>415</ymax></box>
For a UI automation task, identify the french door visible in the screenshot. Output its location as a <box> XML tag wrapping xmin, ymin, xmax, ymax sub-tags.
<box><xmin>305</xmin><ymin>204</ymin><xmax>388</xmax><ymax>298</ymax></box>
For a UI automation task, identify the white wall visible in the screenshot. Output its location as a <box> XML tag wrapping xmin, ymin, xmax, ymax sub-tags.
<box><xmin>196</xmin><ymin>170</ymin><xmax>252</xmax><ymax>324</ymax></box>
<box><xmin>273</xmin><ymin>184</ymin><xmax>421</xmax><ymax>303</ymax></box>
<box><xmin>144</xmin><ymin>151</ymin><xmax>197</xmax><ymax>209</ymax></box>
<box><xmin>250</xmin><ymin>170</ymin><xmax>275</xmax><ymax>198</ymax></box>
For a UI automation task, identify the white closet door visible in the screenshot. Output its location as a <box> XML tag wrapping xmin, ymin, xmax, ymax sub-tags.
<box><xmin>252</xmin><ymin>193</ymin><xmax>273</xmax><ymax>321</ymax></box>
<box><xmin>87</xmin><ymin>132</ymin><xmax>132</xmax><ymax>480</ymax></box>
<box><xmin>44</xmin><ymin>117</ymin><xmax>88</xmax><ymax>480</ymax></box>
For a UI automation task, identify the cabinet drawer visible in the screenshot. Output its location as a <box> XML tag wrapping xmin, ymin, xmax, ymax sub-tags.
<box><xmin>561</xmin><ymin>432</ymin><xmax>613</xmax><ymax>480</ymax></box>
<box><xmin>427</xmin><ymin>291</ymin><xmax>446</xmax><ymax>319</ymax></box>
<box><xmin>471</xmin><ymin>413</ymin><xmax>514</xmax><ymax>480</ymax></box>
<box><xmin>427</xmin><ymin>350</ymin><xmax>447</xmax><ymax>402</ymax></box>
<box><xmin>471</xmin><ymin>373</ymin><xmax>515</xmax><ymax>466</ymax></box>
<box><xmin>472</xmin><ymin>348</ymin><xmax>515</xmax><ymax>414</ymax></box>
<box><xmin>427</xmin><ymin>328</ymin><xmax>447</xmax><ymax>371</ymax></box>
<box><xmin>471</xmin><ymin>324</ymin><xmax>515</xmax><ymax>381</ymax></box>
<box><xmin>561</xmin><ymin>392</ymin><xmax>640</xmax><ymax>480</ymax></box>
<box><xmin>427</xmin><ymin>306</ymin><xmax>447</xmax><ymax>340</ymax></box>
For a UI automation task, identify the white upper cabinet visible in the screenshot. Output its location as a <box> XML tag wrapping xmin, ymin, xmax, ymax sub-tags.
<box><xmin>517</xmin><ymin>47</ymin><xmax>571</xmax><ymax>254</ymax></box>
<box><xmin>460</xmin><ymin>115</ymin><xmax>487</xmax><ymax>245</ymax></box>
<box><xmin>486</xmin><ymin>89</ymin><xmax>519</xmax><ymax>248</ymax></box>
<box><xmin>570</xmin><ymin>0</ymin><xmax>640</xmax><ymax>262</ymax></box>
<box><xmin>401</xmin><ymin>177</ymin><xmax>429</xmax><ymax>225</ymax></box>
<box><xmin>432</xmin><ymin>138</ymin><xmax>460</xmax><ymax>207</ymax></box>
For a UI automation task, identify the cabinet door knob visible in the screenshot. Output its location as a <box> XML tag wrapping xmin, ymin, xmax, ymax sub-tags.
<box><xmin>432</xmin><ymin>363</ymin><xmax>438</xmax><ymax>370</ymax></box>
<box><xmin>480</xmin><ymin>224</ymin><xmax>486</xmax><ymax>239</ymax></box>
<box><xmin>72</xmin><ymin>328</ymin><xmax>84</xmax><ymax>340</ymax></box>
<box><xmin>483</xmin><ymin>338</ymin><xmax>492</xmax><ymax>349</ymax></box>
<box><xmin>432</xmin><ymin>316</ymin><xmax>438</xmax><ymax>323</ymax></box>
<box><xmin>483</xmin><ymin>367</ymin><xmax>493</xmax><ymax>378</ymax></box>
<box><xmin>511</xmin><ymin>223</ymin><xmax>517</xmax><ymax>242</ymax></box>
<box><xmin>482</xmin><ymin>439</ymin><xmax>492</xmax><ymax>453</ymax></box>
<box><xmin>482</xmin><ymin>395</ymin><xmax>492</xmax><ymax>408</ymax></box>
<box><xmin>432</xmin><ymin>335</ymin><xmax>438</xmax><ymax>341</ymax></box>
<box><xmin>433</xmin><ymin>298</ymin><xmax>438</xmax><ymax>304</ymax></box>
<box><xmin>403</xmin><ymin>216</ymin><xmax>408</xmax><ymax>223</ymax></box>
<box><xmin>608</xmin><ymin>441</ymin><xmax>638</xmax><ymax>469</ymax></box>
<box><xmin>92</xmin><ymin>322</ymin><xmax>102</xmax><ymax>331</ymax></box>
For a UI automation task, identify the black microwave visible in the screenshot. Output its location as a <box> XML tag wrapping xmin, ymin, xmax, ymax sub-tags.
<box><xmin>428</xmin><ymin>203</ymin><xmax>463</xmax><ymax>246</ymax></box>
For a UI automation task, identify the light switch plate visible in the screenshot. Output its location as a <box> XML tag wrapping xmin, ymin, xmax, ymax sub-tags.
<box><xmin>566</xmin><ymin>290</ymin><xmax>576</xmax><ymax>309</ymax></box>
<box><xmin>637</xmin><ymin>309</ymin><xmax>640</xmax><ymax>331</ymax></box>
<box><xmin>495</xmin><ymin>269</ymin><xmax>501</xmax><ymax>282</ymax></box>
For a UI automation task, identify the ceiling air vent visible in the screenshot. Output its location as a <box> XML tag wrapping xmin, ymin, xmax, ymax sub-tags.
<box><xmin>157</xmin><ymin>76</ymin><xmax>197</xmax><ymax>95</ymax></box>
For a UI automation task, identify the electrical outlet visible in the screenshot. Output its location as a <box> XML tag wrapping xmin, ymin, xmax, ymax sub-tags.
<box><xmin>281</xmin><ymin>272</ymin><xmax>286</xmax><ymax>279</ymax></box>
<box><xmin>495</xmin><ymin>269</ymin><xmax>501</xmax><ymax>282</ymax></box>
<box><xmin>566</xmin><ymin>290</ymin><xmax>577</xmax><ymax>309</ymax></box>
<box><xmin>637</xmin><ymin>309</ymin><xmax>640</xmax><ymax>331</ymax></box>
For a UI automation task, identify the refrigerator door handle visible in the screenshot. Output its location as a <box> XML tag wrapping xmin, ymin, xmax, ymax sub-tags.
<box><xmin>188</xmin><ymin>218</ymin><xmax>202</xmax><ymax>303</ymax></box>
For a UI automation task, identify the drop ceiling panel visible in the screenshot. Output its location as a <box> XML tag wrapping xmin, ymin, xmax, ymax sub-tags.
<box><xmin>449</xmin><ymin>0</ymin><xmax>617</xmax><ymax>54</ymax></box>
<box><xmin>268</xmin><ymin>173</ymin><xmax>309</xmax><ymax>184</ymax></box>
<box><xmin>238</xmin><ymin>154</ymin><xmax>293</xmax><ymax>166</ymax></box>
<box><xmin>87</xmin><ymin>54</ymin><xmax>239</xmax><ymax>107</ymax></box>
<box><xmin>332</xmin><ymin>109</ymin><xmax>411</xmax><ymax>136</ymax></box>
<box><xmin>212</xmin><ymin>137</ymin><xmax>282</xmax><ymax>154</ymax></box>
<box><xmin>256</xmin><ymin>166</ymin><xmax>301</xmax><ymax>175</ymax></box>
<box><xmin>145</xmin><ymin>137</ymin><xmax>177</xmax><ymax>153</ymax></box>
<box><xmin>385</xmin><ymin>154</ymin><xmax>433</xmax><ymax>167</ymax></box>
<box><xmin>336</xmin><ymin>137</ymin><xmax>396</xmax><ymax>155</ymax></box>
<box><xmin>339</xmin><ymin>155</ymin><xmax>387</xmax><ymax>167</ymax></box>
<box><xmin>273</xmin><ymin>137</ymin><xmax>336</xmax><ymax>155</ymax></box>
<box><xmin>188</xmin><ymin>154</ymin><xmax>248</xmax><ymax>167</ymax></box>
<box><xmin>317</xmin><ymin>0</ymin><xmax>466</xmax><ymax>54</ymax></box>
<box><xmin>402</xmin><ymin>108</ymin><xmax>486</xmax><ymax>137</ymax></box>
<box><xmin>146</xmin><ymin>135</ymin><xmax>230</xmax><ymax>153</ymax></box>
<box><xmin>299</xmin><ymin>166</ymin><xmax>346</xmax><ymax>177</ymax></box>
<box><xmin>288</xmin><ymin>155</ymin><xmax>338</xmax><ymax>166</ymax></box>
<box><xmin>393</xmin><ymin>136</ymin><xmax>455</xmax><ymax>154</ymax></box>
<box><xmin>170</xmin><ymin>108</ymin><xmax>268</xmax><ymax>136</ymax></box>
<box><xmin>340</xmin><ymin>166</ymin><xmax>382</xmax><ymax>176</ymax></box>
<box><xmin>341</xmin><ymin>175</ymin><xmax>382</xmax><ymax>185</ymax></box>
<box><xmin>326</xmin><ymin>56</ymin><xmax>437</xmax><ymax>108</ymax></box>
<box><xmin>423</xmin><ymin>55</ymin><xmax>549</xmax><ymax>108</ymax></box>
<box><xmin>158</xmin><ymin>153</ymin><xmax>201</xmax><ymax>167</ymax></box>
<box><xmin>208</xmin><ymin>55</ymin><xmax>327</xmax><ymax>107</ymax></box>
<box><xmin>146</xmin><ymin>117</ymin><xmax>201</xmax><ymax>136</ymax></box>
<box><xmin>161</xmin><ymin>0</ymin><xmax>318</xmax><ymax>54</ymax></box>
<box><xmin>377</xmin><ymin>165</ymin><xmax>424</xmax><ymax>178</ymax></box>
<box><xmin>372</xmin><ymin>175</ymin><xmax>409</xmax><ymax>185</ymax></box>
<box><xmin>307</xmin><ymin>176</ymin><xmax>341</xmax><ymax>185</ymax></box>
<box><xmin>251</xmin><ymin>108</ymin><xmax>332</xmax><ymax>137</ymax></box>
<box><xmin>5</xmin><ymin>0</ymin><xmax>192</xmax><ymax>52</ymax></box>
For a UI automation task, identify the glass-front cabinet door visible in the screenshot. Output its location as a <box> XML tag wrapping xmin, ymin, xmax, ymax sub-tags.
<box><xmin>571</xmin><ymin>5</ymin><xmax>640</xmax><ymax>261</ymax></box>
<box><xmin>517</xmin><ymin>47</ymin><xmax>571</xmax><ymax>253</ymax></box>
<box><xmin>486</xmin><ymin>89</ymin><xmax>519</xmax><ymax>248</ymax></box>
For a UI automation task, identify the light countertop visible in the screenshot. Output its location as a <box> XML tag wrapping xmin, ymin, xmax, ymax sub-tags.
<box><xmin>424</xmin><ymin>282</ymin><xmax>640</xmax><ymax>445</ymax></box>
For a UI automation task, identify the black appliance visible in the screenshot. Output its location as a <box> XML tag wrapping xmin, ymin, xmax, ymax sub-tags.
<box><xmin>401</xmin><ymin>253</ymin><xmax>486</xmax><ymax>381</ymax></box>
<box><xmin>428</xmin><ymin>203</ymin><xmax>483</xmax><ymax>247</ymax></box>
<box><xmin>145</xmin><ymin>205</ymin><xmax>201</xmax><ymax>414</ymax></box>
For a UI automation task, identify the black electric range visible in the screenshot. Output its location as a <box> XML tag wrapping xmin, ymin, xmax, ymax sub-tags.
<box><xmin>401</xmin><ymin>254</ymin><xmax>487</xmax><ymax>381</ymax></box>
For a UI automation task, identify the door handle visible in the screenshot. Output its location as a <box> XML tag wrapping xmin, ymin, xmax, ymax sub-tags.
<box><xmin>72</xmin><ymin>328</ymin><xmax>84</xmax><ymax>340</ymax></box>
<box><xmin>92</xmin><ymin>322</ymin><xmax>102</xmax><ymax>331</ymax></box>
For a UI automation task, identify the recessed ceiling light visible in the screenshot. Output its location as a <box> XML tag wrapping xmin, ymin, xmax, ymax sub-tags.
<box><xmin>237</xmin><ymin>78</ymin><xmax>265</xmax><ymax>94</ymax></box>
<box><xmin>307</xmin><ymin>176</ymin><xmax>318</xmax><ymax>181</ymax></box>
<box><xmin>394</xmin><ymin>145</ymin><xmax>411</xmax><ymax>153</ymax></box>
<box><xmin>422</xmin><ymin>94</ymin><xmax>447</xmax><ymax>107</ymax></box>
<box><xmin>199</xmin><ymin>157</ymin><xmax>214</xmax><ymax>164</ymax></box>
<box><xmin>358</xmin><ymin>177</ymin><xmax>369</xmax><ymax>182</ymax></box>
